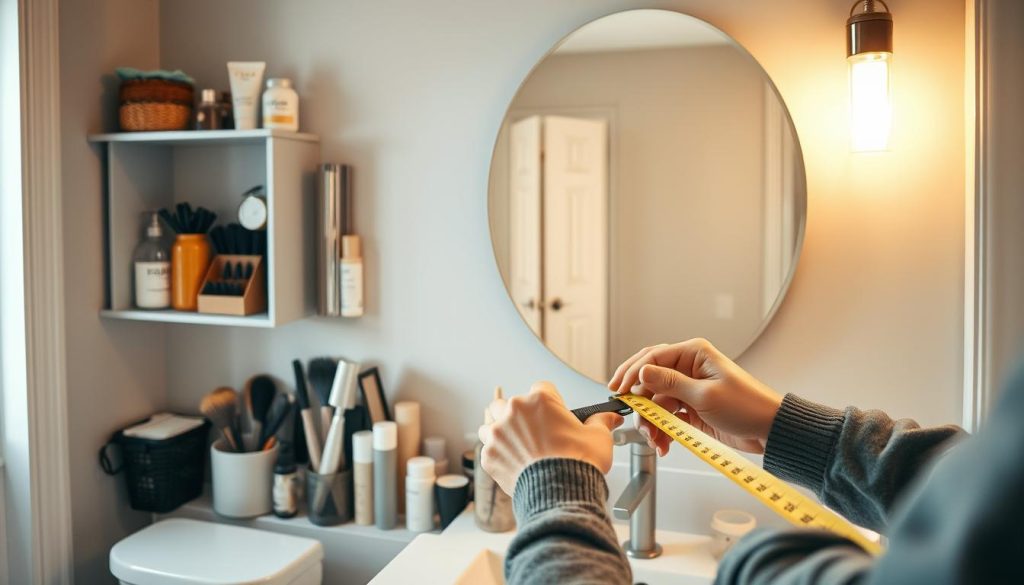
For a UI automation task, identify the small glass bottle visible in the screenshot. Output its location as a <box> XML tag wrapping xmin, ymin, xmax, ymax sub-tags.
<box><xmin>194</xmin><ymin>89</ymin><xmax>222</xmax><ymax>130</ymax></box>
<box><xmin>133</xmin><ymin>213</ymin><xmax>170</xmax><ymax>309</ymax></box>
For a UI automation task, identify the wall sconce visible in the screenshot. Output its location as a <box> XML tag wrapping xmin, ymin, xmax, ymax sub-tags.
<box><xmin>847</xmin><ymin>0</ymin><xmax>893</xmax><ymax>152</ymax></box>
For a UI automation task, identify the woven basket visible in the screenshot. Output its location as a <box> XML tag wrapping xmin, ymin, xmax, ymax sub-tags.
<box><xmin>119</xmin><ymin>78</ymin><xmax>194</xmax><ymax>132</ymax></box>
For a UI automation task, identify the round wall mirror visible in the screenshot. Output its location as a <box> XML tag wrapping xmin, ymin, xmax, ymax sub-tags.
<box><xmin>488</xmin><ymin>9</ymin><xmax>806</xmax><ymax>382</ymax></box>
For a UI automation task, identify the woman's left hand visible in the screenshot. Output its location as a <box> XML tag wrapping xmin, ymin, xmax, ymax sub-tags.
<box><xmin>478</xmin><ymin>381</ymin><xmax>624</xmax><ymax>495</ymax></box>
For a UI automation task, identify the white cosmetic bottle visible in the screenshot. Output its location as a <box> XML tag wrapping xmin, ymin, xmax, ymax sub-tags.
<box><xmin>340</xmin><ymin>235</ymin><xmax>364</xmax><ymax>317</ymax></box>
<box><xmin>353</xmin><ymin>430</ymin><xmax>375</xmax><ymax>526</ymax></box>
<box><xmin>133</xmin><ymin>213</ymin><xmax>170</xmax><ymax>309</ymax></box>
<box><xmin>262</xmin><ymin>78</ymin><xmax>299</xmax><ymax>132</ymax></box>
<box><xmin>405</xmin><ymin>456</ymin><xmax>436</xmax><ymax>533</ymax></box>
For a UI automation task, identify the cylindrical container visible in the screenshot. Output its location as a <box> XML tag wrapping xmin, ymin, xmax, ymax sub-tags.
<box><xmin>306</xmin><ymin>466</ymin><xmax>352</xmax><ymax>527</ymax></box>
<box><xmin>353</xmin><ymin>430</ymin><xmax>374</xmax><ymax>526</ymax></box>
<box><xmin>435</xmin><ymin>474</ymin><xmax>470</xmax><ymax>530</ymax></box>
<box><xmin>316</xmin><ymin>164</ymin><xmax>344</xmax><ymax>316</ymax></box>
<box><xmin>262</xmin><ymin>78</ymin><xmax>299</xmax><ymax>131</ymax></box>
<box><xmin>272</xmin><ymin>461</ymin><xmax>299</xmax><ymax>519</ymax></box>
<box><xmin>211</xmin><ymin>439</ymin><xmax>277</xmax><ymax>518</ymax></box>
<box><xmin>393</xmin><ymin>401</ymin><xmax>420</xmax><ymax>513</ymax></box>
<box><xmin>474</xmin><ymin>440</ymin><xmax>514</xmax><ymax>532</ymax></box>
<box><xmin>373</xmin><ymin>421</ymin><xmax>398</xmax><ymax>530</ymax></box>
<box><xmin>710</xmin><ymin>509</ymin><xmax>757</xmax><ymax>559</ymax></box>
<box><xmin>406</xmin><ymin>456</ymin><xmax>436</xmax><ymax>533</ymax></box>
<box><xmin>423</xmin><ymin>436</ymin><xmax>448</xmax><ymax>478</ymax></box>
<box><xmin>171</xmin><ymin>234</ymin><xmax>211</xmax><ymax>311</ymax></box>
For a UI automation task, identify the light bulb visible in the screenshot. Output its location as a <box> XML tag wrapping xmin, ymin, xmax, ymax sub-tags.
<box><xmin>849</xmin><ymin>51</ymin><xmax>892</xmax><ymax>151</ymax></box>
<box><xmin>846</xmin><ymin>1</ymin><xmax>893</xmax><ymax>152</ymax></box>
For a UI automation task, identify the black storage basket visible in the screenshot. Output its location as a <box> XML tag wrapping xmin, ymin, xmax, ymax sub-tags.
<box><xmin>100</xmin><ymin>417</ymin><xmax>210</xmax><ymax>513</ymax></box>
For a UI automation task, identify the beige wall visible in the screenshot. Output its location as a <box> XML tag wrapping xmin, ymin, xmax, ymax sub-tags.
<box><xmin>59</xmin><ymin>1</ymin><xmax>168</xmax><ymax>582</ymax></box>
<box><xmin>53</xmin><ymin>3</ymin><xmax>967</xmax><ymax>575</ymax></box>
<box><xmin>496</xmin><ymin>45</ymin><xmax>789</xmax><ymax>369</ymax></box>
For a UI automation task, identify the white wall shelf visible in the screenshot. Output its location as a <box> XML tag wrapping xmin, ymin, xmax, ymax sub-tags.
<box><xmin>92</xmin><ymin>129</ymin><xmax>320</xmax><ymax>327</ymax></box>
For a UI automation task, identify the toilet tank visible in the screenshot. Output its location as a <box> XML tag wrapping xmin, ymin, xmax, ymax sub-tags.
<box><xmin>110</xmin><ymin>518</ymin><xmax>323</xmax><ymax>585</ymax></box>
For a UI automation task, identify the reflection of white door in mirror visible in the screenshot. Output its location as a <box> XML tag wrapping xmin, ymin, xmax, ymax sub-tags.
<box><xmin>508</xmin><ymin>117</ymin><xmax>543</xmax><ymax>336</ymax></box>
<box><xmin>542</xmin><ymin>116</ymin><xmax>609</xmax><ymax>381</ymax></box>
<box><xmin>507</xmin><ymin>115</ymin><xmax>609</xmax><ymax>380</ymax></box>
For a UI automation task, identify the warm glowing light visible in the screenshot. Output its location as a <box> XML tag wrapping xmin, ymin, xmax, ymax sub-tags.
<box><xmin>849</xmin><ymin>51</ymin><xmax>892</xmax><ymax>152</ymax></box>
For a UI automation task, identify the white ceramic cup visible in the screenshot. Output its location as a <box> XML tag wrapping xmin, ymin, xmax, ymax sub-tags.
<box><xmin>710</xmin><ymin>509</ymin><xmax>757</xmax><ymax>559</ymax></box>
<box><xmin>211</xmin><ymin>439</ymin><xmax>278</xmax><ymax>518</ymax></box>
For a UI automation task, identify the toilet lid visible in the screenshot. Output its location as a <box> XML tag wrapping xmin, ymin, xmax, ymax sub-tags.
<box><xmin>110</xmin><ymin>519</ymin><xmax>323</xmax><ymax>585</ymax></box>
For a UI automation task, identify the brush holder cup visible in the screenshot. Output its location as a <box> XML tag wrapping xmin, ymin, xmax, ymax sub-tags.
<box><xmin>306</xmin><ymin>466</ymin><xmax>352</xmax><ymax>526</ymax></box>
<box><xmin>211</xmin><ymin>439</ymin><xmax>277</xmax><ymax>518</ymax></box>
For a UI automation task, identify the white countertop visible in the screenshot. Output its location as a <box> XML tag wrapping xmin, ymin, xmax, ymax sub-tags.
<box><xmin>371</xmin><ymin>504</ymin><xmax>718</xmax><ymax>584</ymax></box>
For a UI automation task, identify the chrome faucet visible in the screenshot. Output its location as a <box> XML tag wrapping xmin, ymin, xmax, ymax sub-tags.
<box><xmin>612</xmin><ymin>428</ymin><xmax>662</xmax><ymax>559</ymax></box>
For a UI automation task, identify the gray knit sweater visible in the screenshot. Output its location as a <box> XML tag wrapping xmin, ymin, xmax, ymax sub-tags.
<box><xmin>506</xmin><ymin>377</ymin><xmax>1024</xmax><ymax>584</ymax></box>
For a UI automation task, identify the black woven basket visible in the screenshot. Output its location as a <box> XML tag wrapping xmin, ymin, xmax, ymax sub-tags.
<box><xmin>100</xmin><ymin>417</ymin><xmax>210</xmax><ymax>513</ymax></box>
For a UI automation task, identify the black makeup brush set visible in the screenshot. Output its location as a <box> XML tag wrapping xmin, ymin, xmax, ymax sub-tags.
<box><xmin>158</xmin><ymin>203</ymin><xmax>217</xmax><ymax>234</ymax></box>
<box><xmin>210</xmin><ymin>223</ymin><xmax>267</xmax><ymax>256</ymax></box>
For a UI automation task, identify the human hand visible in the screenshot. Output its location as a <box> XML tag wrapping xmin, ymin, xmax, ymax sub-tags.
<box><xmin>478</xmin><ymin>381</ymin><xmax>624</xmax><ymax>495</ymax></box>
<box><xmin>609</xmin><ymin>338</ymin><xmax>783</xmax><ymax>455</ymax></box>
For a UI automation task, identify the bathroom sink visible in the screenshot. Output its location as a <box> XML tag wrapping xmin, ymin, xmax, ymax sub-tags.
<box><xmin>442</xmin><ymin>546</ymin><xmax>712</xmax><ymax>585</ymax></box>
<box><xmin>371</xmin><ymin>506</ymin><xmax>717</xmax><ymax>584</ymax></box>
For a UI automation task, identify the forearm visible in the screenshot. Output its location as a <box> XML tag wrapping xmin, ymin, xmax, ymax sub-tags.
<box><xmin>763</xmin><ymin>394</ymin><xmax>966</xmax><ymax>530</ymax></box>
<box><xmin>715</xmin><ymin>528</ymin><xmax>872</xmax><ymax>585</ymax></box>
<box><xmin>505</xmin><ymin>458</ymin><xmax>631</xmax><ymax>585</ymax></box>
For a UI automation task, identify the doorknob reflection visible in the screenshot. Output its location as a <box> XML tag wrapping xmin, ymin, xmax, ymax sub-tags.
<box><xmin>521</xmin><ymin>298</ymin><xmax>537</xmax><ymax>310</ymax></box>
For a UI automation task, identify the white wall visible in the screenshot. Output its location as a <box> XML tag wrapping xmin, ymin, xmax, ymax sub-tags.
<box><xmin>0</xmin><ymin>0</ymin><xmax>23</xmax><ymax>580</ymax></box>
<box><xmin>58</xmin><ymin>1</ymin><xmax>168</xmax><ymax>582</ymax></box>
<box><xmin>153</xmin><ymin>0</ymin><xmax>965</xmax><ymax>521</ymax></box>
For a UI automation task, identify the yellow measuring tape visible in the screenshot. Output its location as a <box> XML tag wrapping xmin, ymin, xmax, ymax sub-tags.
<box><xmin>615</xmin><ymin>393</ymin><xmax>883</xmax><ymax>556</ymax></box>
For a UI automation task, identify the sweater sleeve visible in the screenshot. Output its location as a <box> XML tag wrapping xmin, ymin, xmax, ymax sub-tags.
<box><xmin>763</xmin><ymin>393</ymin><xmax>966</xmax><ymax>531</ymax></box>
<box><xmin>504</xmin><ymin>458</ymin><xmax>631</xmax><ymax>585</ymax></box>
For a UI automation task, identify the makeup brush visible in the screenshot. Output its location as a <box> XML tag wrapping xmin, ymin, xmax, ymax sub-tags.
<box><xmin>319</xmin><ymin>359</ymin><xmax>362</xmax><ymax>474</ymax></box>
<box><xmin>292</xmin><ymin>359</ymin><xmax>322</xmax><ymax>471</ymax></box>
<box><xmin>277</xmin><ymin>394</ymin><xmax>298</xmax><ymax>459</ymax></box>
<box><xmin>308</xmin><ymin>357</ymin><xmax>338</xmax><ymax>445</ymax></box>
<box><xmin>248</xmin><ymin>375</ymin><xmax>277</xmax><ymax>452</ymax></box>
<box><xmin>200</xmin><ymin>387</ymin><xmax>242</xmax><ymax>452</ymax></box>
<box><xmin>260</xmin><ymin>391</ymin><xmax>292</xmax><ymax>450</ymax></box>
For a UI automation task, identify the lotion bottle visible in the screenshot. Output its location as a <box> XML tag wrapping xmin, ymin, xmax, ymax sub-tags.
<box><xmin>406</xmin><ymin>456</ymin><xmax>436</xmax><ymax>533</ymax></box>
<box><xmin>373</xmin><ymin>421</ymin><xmax>397</xmax><ymax>530</ymax></box>
<box><xmin>133</xmin><ymin>213</ymin><xmax>170</xmax><ymax>309</ymax></box>
<box><xmin>340</xmin><ymin>235</ymin><xmax>364</xmax><ymax>317</ymax></box>
<box><xmin>353</xmin><ymin>430</ymin><xmax>375</xmax><ymax>526</ymax></box>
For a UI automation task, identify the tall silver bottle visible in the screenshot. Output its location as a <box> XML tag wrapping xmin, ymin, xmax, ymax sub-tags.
<box><xmin>373</xmin><ymin>421</ymin><xmax>398</xmax><ymax>530</ymax></box>
<box><xmin>316</xmin><ymin>163</ymin><xmax>352</xmax><ymax>316</ymax></box>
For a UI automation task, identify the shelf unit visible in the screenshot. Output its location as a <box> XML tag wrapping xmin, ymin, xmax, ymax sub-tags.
<box><xmin>90</xmin><ymin>129</ymin><xmax>320</xmax><ymax>327</ymax></box>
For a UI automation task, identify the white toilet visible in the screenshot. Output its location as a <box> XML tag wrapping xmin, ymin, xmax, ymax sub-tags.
<box><xmin>110</xmin><ymin>518</ymin><xmax>324</xmax><ymax>585</ymax></box>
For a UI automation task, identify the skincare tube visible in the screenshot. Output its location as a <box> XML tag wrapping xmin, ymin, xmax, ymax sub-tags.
<box><xmin>353</xmin><ymin>430</ymin><xmax>374</xmax><ymax>526</ymax></box>
<box><xmin>373</xmin><ymin>421</ymin><xmax>398</xmax><ymax>530</ymax></box>
<box><xmin>227</xmin><ymin>62</ymin><xmax>266</xmax><ymax>130</ymax></box>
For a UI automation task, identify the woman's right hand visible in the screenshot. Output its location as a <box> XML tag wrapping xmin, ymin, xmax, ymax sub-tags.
<box><xmin>608</xmin><ymin>338</ymin><xmax>783</xmax><ymax>456</ymax></box>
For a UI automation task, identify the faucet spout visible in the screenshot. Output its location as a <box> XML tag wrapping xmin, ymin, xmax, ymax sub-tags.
<box><xmin>613</xmin><ymin>471</ymin><xmax>654</xmax><ymax>520</ymax></box>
